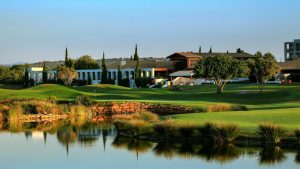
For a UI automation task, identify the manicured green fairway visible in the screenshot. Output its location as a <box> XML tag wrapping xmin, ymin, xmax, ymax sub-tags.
<box><xmin>1</xmin><ymin>83</ymin><xmax>300</xmax><ymax>133</ymax></box>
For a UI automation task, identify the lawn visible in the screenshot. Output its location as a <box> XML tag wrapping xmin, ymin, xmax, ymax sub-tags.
<box><xmin>1</xmin><ymin>83</ymin><xmax>300</xmax><ymax>134</ymax></box>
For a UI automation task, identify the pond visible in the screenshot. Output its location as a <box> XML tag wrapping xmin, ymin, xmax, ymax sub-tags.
<box><xmin>0</xmin><ymin>120</ymin><xmax>299</xmax><ymax>169</ymax></box>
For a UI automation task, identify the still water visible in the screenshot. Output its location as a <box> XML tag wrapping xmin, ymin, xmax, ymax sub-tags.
<box><xmin>0</xmin><ymin>120</ymin><xmax>299</xmax><ymax>169</ymax></box>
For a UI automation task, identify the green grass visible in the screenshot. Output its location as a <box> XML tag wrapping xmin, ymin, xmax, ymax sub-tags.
<box><xmin>1</xmin><ymin>83</ymin><xmax>300</xmax><ymax>134</ymax></box>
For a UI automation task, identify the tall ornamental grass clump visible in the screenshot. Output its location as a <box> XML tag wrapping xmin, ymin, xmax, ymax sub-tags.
<box><xmin>133</xmin><ymin>111</ymin><xmax>160</xmax><ymax>123</ymax></box>
<box><xmin>207</xmin><ymin>104</ymin><xmax>247</xmax><ymax>112</ymax></box>
<box><xmin>153</xmin><ymin>120</ymin><xmax>177</xmax><ymax>140</ymax></box>
<box><xmin>197</xmin><ymin>122</ymin><xmax>240</xmax><ymax>145</ymax></box>
<box><xmin>113</xmin><ymin>119</ymin><xmax>152</xmax><ymax>138</ymax></box>
<box><xmin>178</xmin><ymin>124</ymin><xmax>196</xmax><ymax>139</ymax></box>
<box><xmin>257</xmin><ymin>122</ymin><xmax>285</xmax><ymax>145</ymax></box>
<box><xmin>295</xmin><ymin>128</ymin><xmax>300</xmax><ymax>142</ymax></box>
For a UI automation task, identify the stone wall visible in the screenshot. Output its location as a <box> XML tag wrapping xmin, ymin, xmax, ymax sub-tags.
<box><xmin>91</xmin><ymin>102</ymin><xmax>201</xmax><ymax>116</ymax></box>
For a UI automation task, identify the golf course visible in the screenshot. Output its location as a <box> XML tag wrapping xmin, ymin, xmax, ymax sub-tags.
<box><xmin>1</xmin><ymin>83</ymin><xmax>300</xmax><ymax>134</ymax></box>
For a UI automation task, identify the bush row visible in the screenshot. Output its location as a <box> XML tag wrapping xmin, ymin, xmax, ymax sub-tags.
<box><xmin>114</xmin><ymin>119</ymin><xmax>300</xmax><ymax>146</ymax></box>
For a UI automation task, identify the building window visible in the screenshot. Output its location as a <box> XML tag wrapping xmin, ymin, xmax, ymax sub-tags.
<box><xmin>83</xmin><ymin>72</ymin><xmax>86</xmax><ymax>79</ymax></box>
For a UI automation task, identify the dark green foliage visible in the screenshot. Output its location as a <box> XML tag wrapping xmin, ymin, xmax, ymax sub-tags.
<box><xmin>197</xmin><ymin>122</ymin><xmax>240</xmax><ymax>145</ymax></box>
<box><xmin>87</xmin><ymin>73</ymin><xmax>92</xmax><ymax>85</ymax></box>
<box><xmin>113</xmin><ymin>120</ymin><xmax>152</xmax><ymax>138</ymax></box>
<box><xmin>259</xmin><ymin>146</ymin><xmax>286</xmax><ymax>165</ymax></box>
<box><xmin>236</xmin><ymin>48</ymin><xmax>244</xmax><ymax>53</ymax></box>
<box><xmin>74</xmin><ymin>55</ymin><xmax>100</xmax><ymax>70</ymax></box>
<box><xmin>135</xmin><ymin>59</ymin><xmax>141</xmax><ymax>80</ymax></box>
<box><xmin>24</xmin><ymin>66</ymin><xmax>29</xmax><ymax>87</ymax></box>
<box><xmin>74</xmin><ymin>95</ymin><xmax>93</xmax><ymax>106</ymax></box>
<box><xmin>22</xmin><ymin>104</ymin><xmax>37</xmax><ymax>114</ymax></box>
<box><xmin>247</xmin><ymin>52</ymin><xmax>280</xmax><ymax>92</ymax></box>
<box><xmin>135</xmin><ymin>78</ymin><xmax>152</xmax><ymax>88</ymax></box>
<box><xmin>289</xmin><ymin>73</ymin><xmax>300</xmax><ymax>82</ymax></box>
<box><xmin>133</xmin><ymin>44</ymin><xmax>139</xmax><ymax>61</ymax></box>
<box><xmin>178</xmin><ymin>125</ymin><xmax>196</xmax><ymax>139</ymax></box>
<box><xmin>153</xmin><ymin>120</ymin><xmax>177</xmax><ymax>140</ymax></box>
<box><xmin>119</xmin><ymin>78</ymin><xmax>130</xmax><ymax>87</ymax></box>
<box><xmin>257</xmin><ymin>122</ymin><xmax>285</xmax><ymax>145</ymax></box>
<box><xmin>199</xmin><ymin>46</ymin><xmax>201</xmax><ymax>54</ymax></box>
<box><xmin>0</xmin><ymin>65</ymin><xmax>25</xmax><ymax>85</ymax></box>
<box><xmin>101</xmin><ymin>52</ymin><xmax>108</xmax><ymax>84</ymax></box>
<box><xmin>65</xmin><ymin>47</ymin><xmax>68</xmax><ymax>65</ymax></box>
<box><xmin>209</xmin><ymin>46</ymin><xmax>212</xmax><ymax>53</ymax></box>
<box><xmin>195</xmin><ymin>54</ymin><xmax>249</xmax><ymax>94</ymax></box>
<box><xmin>295</xmin><ymin>129</ymin><xmax>300</xmax><ymax>139</ymax></box>
<box><xmin>42</xmin><ymin>62</ymin><xmax>48</xmax><ymax>84</ymax></box>
<box><xmin>117</xmin><ymin>64</ymin><xmax>122</xmax><ymax>82</ymax></box>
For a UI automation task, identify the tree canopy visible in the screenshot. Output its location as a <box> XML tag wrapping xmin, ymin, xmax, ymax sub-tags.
<box><xmin>195</xmin><ymin>54</ymin><xmax>249</xmax><ymax>94</ymax></box>
<box><xmin>74</xmin><ymin>55</ymin><xmax>100</xmax><ymax>70</ymax></box>
<box><xmin>247</xmin><ymin>52</ymin><xmax>280</xmax><ymax>92</ymax></box>
<box><xmin>101</xmin><ymin>52</ymin><xmax>108</xmax><ymax>83</ymax></box>
<box><xmin>133</xmin><ymin>44</ymin><xmax>139</xmax><ymax>61</ymax></box>
<box><xmin>57</xmin><ymin>66</ymin><xmax>78</xmax><ymax>86</ymax></box>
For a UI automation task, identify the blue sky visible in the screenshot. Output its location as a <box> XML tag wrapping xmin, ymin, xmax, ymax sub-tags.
<box><xmin>0</xmin><ymin>0</ymin><xmax>299</xmax><ymax>64</ymax></box>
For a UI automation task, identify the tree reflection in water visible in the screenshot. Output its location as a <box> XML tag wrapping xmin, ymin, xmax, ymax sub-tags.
<box><xmin>112</xmin><ymin>136</ymin><xmax>153</xmax><ymax>159</ymax></box>
<box><xmin>295</xmin><ymin>150</ymin><xmax>300</xmax><ymax>164</ymax></box>
<box><xmin>153</xmin><ymin>141</ymin><xmax>177</xmax><ymax>159</ymax></box>
<box><xmin>197</xmin><ymin>144</ymin><xmax>240</xmax><ymax>164</ymax></box>
<box><xmin>259</xmin><ymin>145</ymin><xmax>286</xmax><ymax>165</ymax></box>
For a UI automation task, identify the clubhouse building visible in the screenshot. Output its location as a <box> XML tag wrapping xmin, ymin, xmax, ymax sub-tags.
<box><xmin>28</xmin><ymin>51</ymin><xmax>256</xmax><ymax>86</ymax></box>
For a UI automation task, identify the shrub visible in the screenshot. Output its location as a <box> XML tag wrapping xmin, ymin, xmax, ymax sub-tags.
<box><xmin>178</xmin><ymin>124</ymin><xmax>196</xmax><ymax>139</ymax></box>
<box><xmin>295</xmin><ymin>128</ymin><xmax>300</xmax><ymax>139</ymax></box>
<box><xmin>197</xmin><ymin>122</ymin><xmax>240</xmax><ymax>145</ymax></box>
<box><xmin>207</xmin><ymin>104</ymin><xmax>247</xmax><ymax>112</ymax></box>
<box><xmin>113</xmin><ymin>119</ymin><xmax>152</xmax><ymax>137</ymax></box>
<box><xmin>153</xmin><ymin>120</ymin><xmax>177</xmax><ymax>140</ymax></box>
<box><xmin>22</xmin><ymin>104</ymin><xmax>37</xmax><ymax>114</ymax></box>
<box><xmin>47</xmin><ymin>96</ymin><xmax>57</xmax><ymax>104</ymax></box>
<box><xmin>75</xmin><ymin>95</ymin><xmax>93</xmax><ymax>106</ymax></box>
<box><xmin>257</xmin><ymin>122</ymin><xmax>285</xmax><ymax>145</ymax></box>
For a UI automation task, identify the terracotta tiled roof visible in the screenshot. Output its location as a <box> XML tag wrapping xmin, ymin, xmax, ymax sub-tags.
<box><xmin>167</xmin><ymin>52</ymin><xmax>255</xmax><ymax>59</ymax></box>
<box><xmin>278</xmin><ymin>59</ymin><xmax>300</xmax><ymax>70</ymax></box>
<box><xmin>106</xmin><ymin>60</ymin><xmax>174</xmax><ymax>69</ymax></box>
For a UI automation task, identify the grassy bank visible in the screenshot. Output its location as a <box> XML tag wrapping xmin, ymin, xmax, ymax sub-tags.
<box><xmin>1</xmin><ymin>83</ymin><xmax>300</xmax><ymax>134</ymax></box>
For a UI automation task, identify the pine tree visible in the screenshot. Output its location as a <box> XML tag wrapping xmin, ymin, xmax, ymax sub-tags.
<box><xmin>209</xmin><ymin>46</ymin><xmax>212</xmax><ymax>53</ymax></box>
<box><xmin>65</xmin><ymin>47</ymin><xmax>69</xmax><ymax>65</ymax></box>
<box><xmin>101</xmin><ymin>52</ymin><xmax>108</xmax><ymax>84</ymax></box>
<box><xmin>199</xmin><ymin>46</ymin><xmax>201</xmax><ymax>54</ymax></box>
<box><xmin>133</xmin><ymin>44</ymin><xmax>139</xmax><ymax>60</ymax></box>
<box><xmin>130</xmin><ymin>55</ymin><xmax>133</xmax><ymax>60</ymax></box>
<box><xmin>42</xmin><ymin>62</ymin><xmax>48</xmax><ymax>84</ymax></box>
<box><xmin>227</xmin><ymin>50</ymin><xmax>229</xmax><ymax>54</ymax></box>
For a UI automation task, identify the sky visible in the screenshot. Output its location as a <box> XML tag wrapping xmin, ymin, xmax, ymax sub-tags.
<box><xmin>0</xmin><ymin>0</ymin><xmax>299</xmax><ymax>64</ymax></box>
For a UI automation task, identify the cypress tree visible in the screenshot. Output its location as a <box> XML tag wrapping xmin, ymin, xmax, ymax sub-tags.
<box><xmin>130</xmin><ymin>55</ymin><xmax>133</xmax><ymax>60</ymax></box>
<box><xmin>24</xmin><ymin>65</ymin><xmax>29</xmax><ymax>87</ymax></box>
<box><xmin>101</xmin><ymin>52</ymin><xmax>108</xmax><ymax>84</ymax></box>
<box><xmin>199</xmin><ymin>46</ymin><xmax>201</xmax><ymax>54</ymax></box>
<box><xmin>87</xmin><ymin>73</ymin><xmax>92</xmax><ymax>85</ymax></box>
<box><xmin>42</xmin><ymin>62</ymin><xmax>48</xmax><ymax>84</ymax></box>
<box><xmin>118</xmin><ymin>63</ymin><xmax>122</xmax><ymax>82</ymax></box>
<box><xmin>133</xmin><ymin>44</ymin><xmax>139</xmax><ymax>61</ymax></box>
<box><xmin>209</xmin><ymin>46</ymin><xmax>212</xmax><ymax>53</ymax></box>
<box><xmin>135</xmin><ymin>58</ymin><xmax>141</xmax><ymax>79</ymax></box>
<box><xmin>65</xmin><ymin>47</ymin><xmax>69</xmax><ymax>65</ymax></box>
